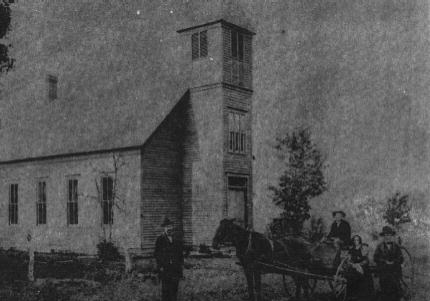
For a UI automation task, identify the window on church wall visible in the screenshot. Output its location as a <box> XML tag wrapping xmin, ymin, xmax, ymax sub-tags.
<box><xmin>36</xmin><ymin>181</ymin><xmax>47</xmax><ymax>225</ymax></box>
<box><xmin>102</xmin><ymin>176</ymin><xmax>114</xmax><ymax>225</ymax></box>
<box><xmin>67</xmin><ymin>179</ymin><xmax>78</xmax><ymax>225</ymax></box>
<box><xmin>228</xmin><ymin>111</ymin><xmax>247</xmax><ymax>154</ymax></box>
<box><xmin>47</xmin><ymin>75</ymin><xmax>58</xmax><ymax>101</ymax></box>
<box><xmin>191</xmin><ymin>30</ymin><xmax>208</xmax><ymax>60</ymax></box>
<box><xmin>8</xmin><ymin>184</ymin><xmax>18</xmax><ymax>225</ymax></box>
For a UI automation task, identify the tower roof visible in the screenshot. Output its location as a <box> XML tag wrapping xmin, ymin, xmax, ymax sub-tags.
<box><xmin>177</xmin><ymin>19</ymin><xmax>255</xmax><ymax>35</ymax></box>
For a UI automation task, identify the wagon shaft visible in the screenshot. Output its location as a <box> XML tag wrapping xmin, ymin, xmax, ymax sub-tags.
<box><xmin>254</xmin><ymin>260</ymin><xmax>344</xmax><ymax>283</ymax></box>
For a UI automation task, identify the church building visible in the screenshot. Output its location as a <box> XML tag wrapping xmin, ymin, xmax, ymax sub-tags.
<box><xmin>0</xmin><ymin>2</ymin><xmax>254</xmax><ymax>254</ymax></box>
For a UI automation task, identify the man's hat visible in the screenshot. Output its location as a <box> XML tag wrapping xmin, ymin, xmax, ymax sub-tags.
<box><xmin>379</xmin><ymin>226</ymin><xmax>396</xmax><ymax>236</ymax></box>
<box><xmin>332</xmin><ymin>210</ymin><xmax>346</xmax><ymax>218</ymax></box>
<box><xmin>161</xmin><ymin>217</ymin><xmax>174</xmax><ymax>227</ymax></box>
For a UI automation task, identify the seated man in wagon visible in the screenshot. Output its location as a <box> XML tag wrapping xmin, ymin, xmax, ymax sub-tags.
<box><xmin>319</xmin><ymin>210</ymin><xmax>351</xmax><ymax>267</ymax></box>
<box><xmin>327</xmin><ymin>210</ymin><xmax>352</xmax><ymax>248</ymax></box>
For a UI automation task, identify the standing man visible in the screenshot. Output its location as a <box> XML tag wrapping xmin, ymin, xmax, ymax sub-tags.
<box><xmin>374</xmin><ymin>226</ymin><xmax>404</xmax><ymax>301</ymax></box>
<box><xmin>154</xmin><ymin>217</ymin><xmax>184</xmax><ymax>301</ymax></box>
<box><xmin>327</xmin><ymin>210</ymin><xmax>351</xmax><ymax>247</ymax></box>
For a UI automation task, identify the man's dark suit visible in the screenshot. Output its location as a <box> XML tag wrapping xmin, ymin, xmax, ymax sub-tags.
<box><xmin>327</xmin><ymin>219</ymin><xmax>351</xmax><ymax>245</ymax></box>
<box><xmin>154</xmin><ymin>233</ymin><xmax>184</xmax><ymax>301</ymax></box>
<box><xmin>374</xmin><ymin>242</ymin><xmax>404</xmax><ymax>301</ymax></box>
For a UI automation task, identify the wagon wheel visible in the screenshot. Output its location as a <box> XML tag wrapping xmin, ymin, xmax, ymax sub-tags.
<box><xmin>282</xmin><ymin>274</ymin><xmax>297</xmax><ymax>297</ymax></box>
<box><xmin>400</xmin><ymin>246</ymin><xmax>415</xmax><ymax>301</ymax></box>
<box><xmin>330</xmin><ymin>258</ymin><xmax>348</xmax><ymax>301</ymax></box>
<box><xmin>282</xmin><ymin>274</ymin><xmax>317</xmax><ymax>297</ymax></box>
<box><xmin>308</xmin><ymin>278</ymin><xmax>317</xmax><ymax>294</ymax></box>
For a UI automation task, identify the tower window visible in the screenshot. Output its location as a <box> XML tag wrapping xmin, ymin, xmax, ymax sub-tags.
<box><xmin>229</xmin><ymin>29</ymin><xmax>245</xmax><ymax>86</ymax></box>
<box><xmin>47</xmin><ymin>74</ymin><xmax>58</xmax><ymax>101</ymax></box>
<box><xmin>231</xmin><ymin>30</ymin><xmax>244</xmax><ymax>61</ymax></box>
<box><xmin>228</xmin><ymin>111</ymin><xmax>247</xmax><ymax>154</ymax></box>
<box><xmin>191</xmin><ymin>30</ymin><xmax>208</xmax><ymax>60</ymax></box>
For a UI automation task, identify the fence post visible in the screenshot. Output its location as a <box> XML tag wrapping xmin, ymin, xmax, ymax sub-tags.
<box><xmin>124</xmin><ymin>247</ymin><xmax>132</xmax><ymax>273</ymax></box>
<box><xmin>27</xmin><ymin>232</ymin><xmax>35</xmax><ymax>282</ymax></box>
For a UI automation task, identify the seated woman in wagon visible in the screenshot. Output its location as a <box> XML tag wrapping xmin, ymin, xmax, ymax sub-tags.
<box><xmin>345</xmin><ymin>235</ymin><xmax>374</xmax><ymax>299</ymax></box>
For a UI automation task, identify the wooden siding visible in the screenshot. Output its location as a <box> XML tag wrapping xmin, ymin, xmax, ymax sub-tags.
<box><xmin>184</xmin><ymin>86</ymin><xmax>225</xmax><ymax>246</ymax></box>
<box><xmin>0</xmin><ymin>150</ymin><xmax>141</xmax><ymax>254</ymax></box>
<box><xmin>181</xmin><ymin>99</ymin><xmax>197</xmax><ymax>247</ymax></box>
<box><xmin>141</xmin><ymin>98</ymin><xmax>187</xmax><ymax>252</ymax></box>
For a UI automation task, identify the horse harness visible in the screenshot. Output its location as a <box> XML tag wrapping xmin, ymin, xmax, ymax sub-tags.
<box><xmin>245</xmin><ymin>231</ymin><xmax>290</xmax><ymax>261</ymax></box>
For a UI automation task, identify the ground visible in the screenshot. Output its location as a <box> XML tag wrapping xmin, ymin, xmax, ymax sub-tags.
<box><xmin>0</xmin><ymin>252</ymin><xmax>429</xmax><ymax>301</ymax></box>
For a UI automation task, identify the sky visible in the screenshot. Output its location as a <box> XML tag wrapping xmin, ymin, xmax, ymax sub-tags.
<box><xmin>0</xmin><ymin>0</ymin><xmax>429</xmax><ymax>247</ymax></box>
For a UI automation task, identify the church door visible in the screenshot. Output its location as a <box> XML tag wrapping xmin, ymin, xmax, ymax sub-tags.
<box><xmin>227</xmin><ymin>176</ymin><xmax>248</xmax><ymax>225</ymax></box>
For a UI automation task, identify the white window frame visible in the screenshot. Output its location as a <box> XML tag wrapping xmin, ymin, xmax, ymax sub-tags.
<box><xmin>228</xmin><ymin>110</ymin><xmax>247</xmax><ymax>154</ymax></box>
<box><xmin>66</xmin><ymin>177</ymin><xmax>79</xmax><ymax>225</ymax></box>
<box><xmin>101</xmin><ymin>175</ymin><xmax>114</xmax><ymax>225</ymax></box>
<box><xmin>8</xmin><ymin>183</ymin><xmax>18</xmax><ymax>225</ymax></box>
<box><xmin>36</xmin><ymin>180</ymin><xmax>47</xmax><ymax>225</ymax></box>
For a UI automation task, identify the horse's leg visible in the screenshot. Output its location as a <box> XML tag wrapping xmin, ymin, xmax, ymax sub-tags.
<box><xmin>301</xmin><ymin>276</ymin><xmax>310</xmax><ymax>300</ymax></box>
<box><xmin>244</xmin><ymin>268</ymin><xmax>255</xmax><ymax>301</ymax></box>
<box><xmin>293</xmin><ymin>277</ymin><xmax>301</xmax><ymax>300</ymax></box>
<box><xmin>254</xmin><ymin>269</ymin><xmax>262</xmax><ymax>301</ymax></box>
<box><xmin>291</xmin><ymin>276</ymin><xmax>300</xmax><ymax>300</ymax></box>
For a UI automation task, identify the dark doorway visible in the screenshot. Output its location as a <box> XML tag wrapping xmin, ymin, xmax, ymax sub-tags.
<box><xmin>227</xmin><ymin>176</ymin><xmax>248</xmax><ymax>225</ymax></box>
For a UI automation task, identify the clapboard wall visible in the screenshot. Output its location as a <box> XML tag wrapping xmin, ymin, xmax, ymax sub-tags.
<box><xmin>140</xmin><ymin>96</ymin><xmax>187</xmax><ymax>252</ymax></box>
<box><xmin>0</xmin><ymin>150</ymin><xmax>141</xmax><ymax>254</ymax></box>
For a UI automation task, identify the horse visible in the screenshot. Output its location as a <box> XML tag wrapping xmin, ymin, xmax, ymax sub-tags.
<box><xmin>212</xmin><ymin>218</ymin><xmax>315</xmax><ymax>301</ymax></box>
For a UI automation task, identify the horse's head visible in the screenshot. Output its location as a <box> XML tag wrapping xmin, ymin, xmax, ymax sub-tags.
<box><xmin>212</xmin><ymin>218</ymin><xmax>239</xmax><ymax>249</ymax></box>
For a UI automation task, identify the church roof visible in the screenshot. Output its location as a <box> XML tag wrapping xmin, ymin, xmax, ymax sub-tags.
<box><xmin>0</xmin><ymin>1</ymin><xmax>195</xmax><ymax>163</ymax></box>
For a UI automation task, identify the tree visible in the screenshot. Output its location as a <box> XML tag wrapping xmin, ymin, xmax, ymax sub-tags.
<box><xmin>0</xmin><ymin>0</ymin><xmax>14</xmax><ymax>73</ymax></box>
<box><xmin>383</xmin><ymin>192</ymin><xmax>412</xmax><ymax>230</ymax></box>
<box><xmin>92</xmin><ymin>153</ymin><xmax>128</xmax><ymax>242</ymax></box>
<box><xmin>82</xmin><ymin>153</ymin><xmax>128</xmax><ymax>261</ymax></box>
<box><xmin>269</xmin><ymin>128</ymin><xmax>327</xmax><ymax>234</ymax></box>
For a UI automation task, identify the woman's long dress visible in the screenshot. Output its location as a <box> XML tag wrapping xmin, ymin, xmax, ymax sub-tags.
<box><xmin>346</xmin><ymin>246</ymin><xmax>374</xmax><ymax>299</ymax></box>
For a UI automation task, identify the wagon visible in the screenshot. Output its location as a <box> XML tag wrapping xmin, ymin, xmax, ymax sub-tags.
<box><xmin>253</xmin><ymin>244</ymin><xmax>414</xmax><ymax>301</ymax></box>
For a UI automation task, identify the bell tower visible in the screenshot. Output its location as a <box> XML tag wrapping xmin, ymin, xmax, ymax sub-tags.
<box><xmin>178</xmin><ymin>20</ymin><xmax>254</xmax><ymax>247</ymax></box>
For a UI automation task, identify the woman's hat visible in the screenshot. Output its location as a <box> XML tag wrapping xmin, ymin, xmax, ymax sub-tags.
<box><xmin>161</xmin><ymin>217</ymin><xmax>174</xmax><ymax>227</ymax></box>
<box><xmin>379</xmin><ymin>226</ymin><xmax>396</xmax><ymax>236</ymax></box>
<box><xmin>332</xmin><ymin>210</ymin><xmax>346</xmax><ymax>218</ymax></box>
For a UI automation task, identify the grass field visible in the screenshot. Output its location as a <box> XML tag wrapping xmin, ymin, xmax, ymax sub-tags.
<box><xmin>0</xmin><ymin>253</ymin><xmax>429</xmax><ymax>301</ymax></box>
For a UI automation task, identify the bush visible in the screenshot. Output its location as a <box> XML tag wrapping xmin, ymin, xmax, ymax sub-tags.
<box><xmin>268</xmin><ymin>217</ymin><xmax>298</xmax><ymax>239</ymax></box>
<box><xmin>96</xmin><ymin>240</ymin><xmax>121</xmax><ymax>262</ymax></box>
<box><xmin>383</xmin><ymin>192</ymin><xmax>412</xmax><ymax>229</ymax></box>
<box><xmin>198</xmin><ymin>244</ymin><xmax>212</xmax><ymax>254</ymax></box>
